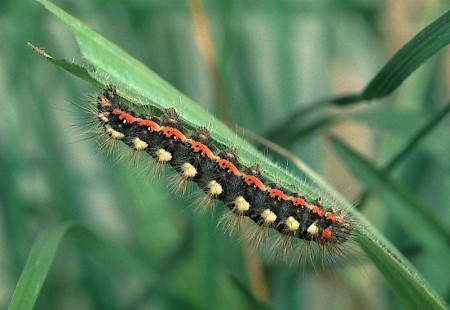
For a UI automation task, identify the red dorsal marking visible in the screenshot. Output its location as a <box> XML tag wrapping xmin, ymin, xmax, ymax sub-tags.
<box><xmin>291</xmin><ymin>197</ymin><xmax>307</xmax><ymax>207</ymax></box>
<box><xmin>216</xmin><ymin>159</ymin><xmax>241</xmax><ymax>176</ymax></box>
<box><xmin>243</xmin><ymin>175</ymin><xmax>266</xmax><ymax>191</ymax></box>
<box><xmin>138</xmin><ymin>119</ymin><xmax>160</xmax><ymax>132</ymax></box>
<box><xmin>162</xmin><ymin>127</ymin><xmax>186</xmax><ymax>141</ymax></box>
<box><xmin>311</xmin><ymin>205</ymin><xmax>324</xmax><ymax>217</ymax></box>
<box><xmin>325</xmin><ymin>211</ymin><xmax>336</xmax><ymax>222</ymax></box>
<box><xmin>319</xmin><ymin>227</ymin><xmax>332</xmax><ymax>244</ymax></box>
<box><xmin>269</xmin><ymin>189</ymin><xmax>288</xmax><ymax>201</ymax></box>
<box><xmin>119</xmin><ymin>113</ymin><xmax>136</xmax><ymax>124</ymax></box>
<box><xmin>190</xmin><ymin>140</ymin><xmax>215</xmax><ymax>159</ymax></box>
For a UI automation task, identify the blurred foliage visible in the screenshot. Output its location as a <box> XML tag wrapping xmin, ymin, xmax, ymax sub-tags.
<box><xmin>1</xmin><ymin>0</ymin><xmax>449</xmax><ymax>309</ymax></box>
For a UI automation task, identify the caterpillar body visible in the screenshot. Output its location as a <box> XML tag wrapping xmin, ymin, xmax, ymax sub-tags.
<box><xmin>95</xmin><ymin>85</ymin><xmax>352</xmax><ymax>255</ymax></box>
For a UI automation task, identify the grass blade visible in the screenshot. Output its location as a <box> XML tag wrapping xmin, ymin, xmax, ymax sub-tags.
<box><xmin>362</xmin><ymin>10</ymin><xmax>450</xmax><ymax>99</ymax></box>
<box><xmin>27</xmin><ymin>42</ymin><xmax>100</xmax><ymax>86</ymax></box>
<box><xmin>330</xmin><ymin>137</ymin><xmax>449</xmax><ymax>308</ymax></box>
<box><xmin>32</xmin><ymin>1</ymin><xmax>449</xmax><ymax>308</ymax></box>
<box><xmin>357</xmin><ymin>229</ymin><xmax>447</xmax><ymax>310</ymax></box>
<box><xmin>330</xmin><ymin>136</ymin><xmax>450</xmax><ymax>249</ymax></box>
<box><xmin>267</xmin><ymin>10</ymin><xmax>450</xmax><ymax>138</ymax></box>
<box><xmin>8</xmin><ymin>223</ymin><xmax>73</xmax><ymax>310</ymax></box>
<box><xmin>33</xmin><ymin>0</ymin><xmax>315</xmax><ymax>201</ymax></box>
<box><xmin>7</xmin><ymin>223</ymin><xmax>156</xmax><ymax>310</ymax></box>
<box><xmin>383</xmin><ymin>101</ymin><xmax>450</xmax><ymax>173</ymax></box>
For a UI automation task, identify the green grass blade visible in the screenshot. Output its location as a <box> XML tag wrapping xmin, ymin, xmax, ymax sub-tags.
<box><xmin>33</xmin><ymin>1</ymin><xmax>449</xmax><ymax>308</ymax></box>
<box><xmin>27</xmin><ymin>42</ymin><xmax>100</xmax><ymax>86</ymax></box>
<box><xmin>33</xmin><ymin>0</ymin><xmax>312</xmax><ymax>196</ymax></box>
<box><xmin>357</xmin><ymin>230</ymin><xmax>447</xmax><ymax>310</ymax></box>
<box><xmin>8</xmin><ymin>223</ymin><xmax>73</xmax><ymax>310</ymax></box>
<box><xmin>35</xmin><ymin>0</ymin><xmax>206</xmax><ymax>121</ymax></box>
<box><xmin>362</xmin><ymin>10</ymin><xmax>450</xmax><ymax>100</ymax></box>
<box><xmin>265</xmin><ymin>94</ymin><xmax>360</xmax><ymax>141</ymax></box>
<box><xmin>330</xmin><ymin>137</ymin><xmax>449</xmax><ymax>309</ymax></box>
<box><xmin>330</xmin><ymin>136</ymin><xmax>450</xmax><ymax>249</ymax></box>
<box><xmin>267</xmin><ymin>10</ymin><xmax>450</xmax><ymax>138</ymax></box>
<box><xmin>266</xmin><ymin>11</ymin><xmax>450</xmax><ymax>140</ymax></box>
<box><xmin>383</xmin><ymin>101</ymin><xmax>450</xmax><ymax>173</ymax></box>
<box><xmin>7</xmin><ymin>223</ymin><xmax>156</xmax><ymax>310</ymax></box>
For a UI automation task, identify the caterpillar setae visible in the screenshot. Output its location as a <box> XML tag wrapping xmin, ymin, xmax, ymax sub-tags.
<box><xmin>94</xmin><ymin>84</ymin><xmax>353</xmax><ymax>261</ymax></box>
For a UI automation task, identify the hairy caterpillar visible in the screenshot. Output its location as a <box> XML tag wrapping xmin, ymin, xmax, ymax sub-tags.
<box><xmin>94</xmin><ymin>84</ymin><xmax>352</xmax><ymax>261</ymax></box>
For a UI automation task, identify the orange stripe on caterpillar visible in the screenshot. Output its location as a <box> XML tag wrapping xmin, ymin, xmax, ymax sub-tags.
<box><xmin>319</xmin><ymin>227</ymin><xmax>333</xmax><ymax>244</ymax></box>
<box><xmin>269</xmin><ymin>189</ymin><xmax>288</xmax><ymax>201</ymax></box>
<box><xmin>243</xmin><ymin>175</ymin><xmax>266</xmax><ymax>191</ymax></box>
<box><xmin>290</xmin><ymin>197</ymin><xmax>307</xmax><ymax>207</ymax></box>
<box><xmin>112</xmin><ymin>109</ymin><xmax>137</xmax><ymax>124</ymax></box>
<box><xmin>216</xmin><ymin>159</ymin><xmax>241</xmax><ymax>176</ymax></box>
<box><xmin>162</xmin><ymin>127</ymin><xmax>187</xmax><ymax>141</ymax></box>
<box><xmin>190</xmin><ymin>140</ymin><xmax>216</xmax><ymax>159</ymax></box>
<box><xmin>138</xmin><ymin>119</ymin><xmax>160</xmax><ymax>132</ymax></box>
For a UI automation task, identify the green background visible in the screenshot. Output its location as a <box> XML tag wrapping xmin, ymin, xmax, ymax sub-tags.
<box><xmin>1</xmin><ymin>0</ymin><xmax>449</xmax><ymax>309</ymax></box>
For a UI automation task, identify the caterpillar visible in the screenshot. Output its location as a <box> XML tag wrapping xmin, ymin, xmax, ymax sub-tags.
<box><xmin>94</xmin><ymin>84</ymin><xmax>352</xmax><ymax>259</ymax></box>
